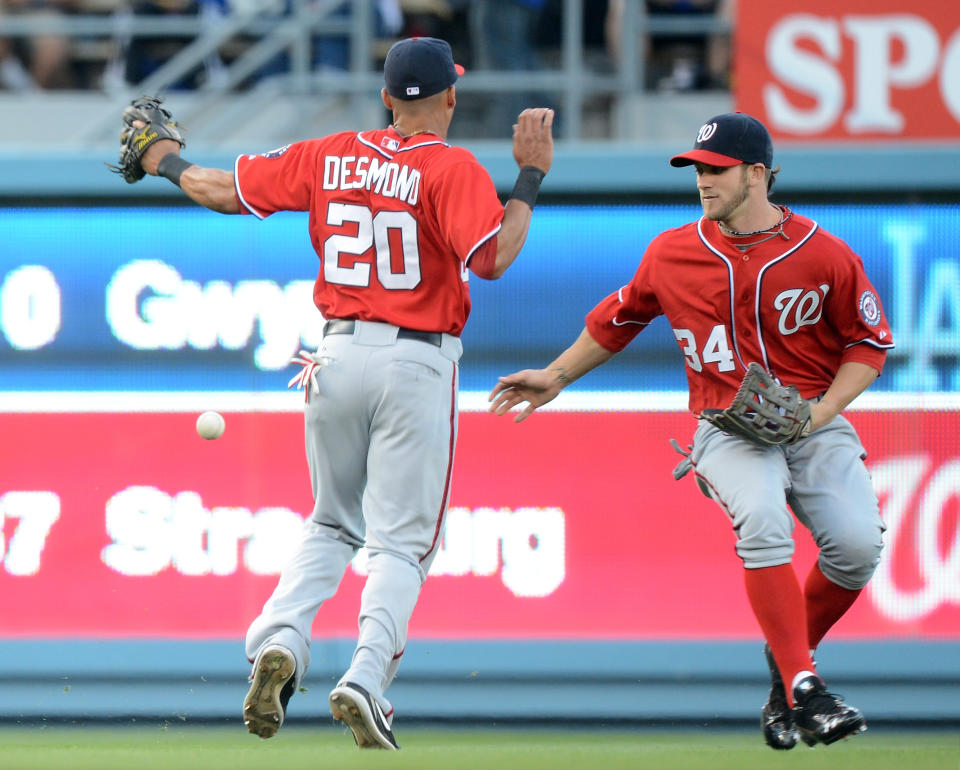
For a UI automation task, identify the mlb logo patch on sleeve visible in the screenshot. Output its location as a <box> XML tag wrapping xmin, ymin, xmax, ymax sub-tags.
<box><xmin>261</xmin><ymin>144</ymin><xmax>291</xmax><ymax>159</ymax></box>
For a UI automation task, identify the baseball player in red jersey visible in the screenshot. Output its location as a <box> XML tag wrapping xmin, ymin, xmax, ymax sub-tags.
<box><xmin>489</xmin><ymin>113</ymin><xmax>892</xmax><ymax>749</ymax></box>
<box><xmin>131</xmin><ymin>37</ymin><xmax>554</xmax><ymax>749</ymax></box>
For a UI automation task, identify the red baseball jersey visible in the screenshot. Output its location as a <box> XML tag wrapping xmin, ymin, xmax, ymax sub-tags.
<box><xmin>234</xmin><ymin>127</ymin><xmax>505</xmax><ymax>335</ymax></box>
<box><xmin>586</xmin><ymin>209</ymin><xmax>894</xmax><ymax>414</ymax></box>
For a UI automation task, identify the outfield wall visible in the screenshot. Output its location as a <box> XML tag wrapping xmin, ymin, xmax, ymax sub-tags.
<box><xmin>1</xmin><ymin>201</ymin><xmax>958</xmax><ymax>724</ymax></box>
<box><xmin>2</xmin><ymin>639</ymin><xmax>958</xmax><ymax>726</ymax></box>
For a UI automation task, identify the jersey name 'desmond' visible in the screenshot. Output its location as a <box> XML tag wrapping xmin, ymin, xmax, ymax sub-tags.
<box><xmin>232</xmin><ymin>128</ymin><xmax>505</xmax><ymax>336</ymax></box>
<box><xmin>321</xmin><ymin>155</ymin><xmax>420</xmax><ymax>206</ymax></box>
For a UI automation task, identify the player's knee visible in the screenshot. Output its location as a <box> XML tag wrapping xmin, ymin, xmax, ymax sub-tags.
<box><xmin>735</xmin><ymin>539</ymin><xmax>795</xmax><ymax>568</ymax></box>
<box><xmin>731</xmin><ymin>509</ymin><xmax>795</xmax><ymax>568</ymax></box>
<box><xmin>734</xmin><ymin>517</ymin><xmax>794</xmax><ymax>567</ymax></box>
<box><xmin>819</xmin><ymin>530</ymin><xmax>884</xmax><ymax>590</ymax></box>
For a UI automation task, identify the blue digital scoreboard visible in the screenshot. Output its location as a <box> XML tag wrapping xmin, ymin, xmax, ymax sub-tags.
<box><xmin>1</xmin><ymin>204</ymin><xmax>957</xmax><ymax>392</ymax></box>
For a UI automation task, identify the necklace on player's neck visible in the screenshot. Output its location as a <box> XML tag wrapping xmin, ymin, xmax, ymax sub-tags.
<box><xmin>719</xmin><ymin>204</ymin><xmax>792</xmax><ymax>240</ymax></box>
<box><xmin>719</xmin><ymin>206</ymin><xmax>793</xmax><ymax>251</ymax></box>
<box><xmin>392</xmin><ymin>124</ymin><xmax>433</xmax><ymax>138</ymax></box>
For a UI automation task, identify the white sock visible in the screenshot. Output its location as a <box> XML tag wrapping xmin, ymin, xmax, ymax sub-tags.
<box><xmin>791</xmin><ymin>670</ymin><xmax>817</xmax><ymax>692</ymax></box>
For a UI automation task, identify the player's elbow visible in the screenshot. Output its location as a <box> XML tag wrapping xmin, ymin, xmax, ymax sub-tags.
<box><xmin>212</xmin><ymin>195</ymin><xmax>242</xmax><ymax>215</ymax></box>
<box><xmin>471</xmin><ymin>263</ymin><xmax>505</xmax><ymax>281</ymax></box>
<box><xmin>487</xmin><ymin>261</ymin><xmax>510</xmax><ymax>280</ymax></box>
<box><xmin>185</xmin><ymin>167</ymin><xmax>241</xmax><ymax>214</ymax></box>
<box><xmin>487</xmin><ymin>245</ymin><xmax>522</xmax><ymax>279</ymax></box>
<box><xmin>469</xmin><ymin>241</ymin><xmax>513</xmax><ymax>280</ymax></box>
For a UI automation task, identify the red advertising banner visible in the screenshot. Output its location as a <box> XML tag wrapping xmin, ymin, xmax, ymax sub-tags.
<box><xmin>0</xmin><ymin>409</ymin><xmax>957</xmax><ymax>640</ymax></box>
<box><xmin>735</xmin><ymin>0</ymin><xmax>960</xmax><ymax>140</ymax></box>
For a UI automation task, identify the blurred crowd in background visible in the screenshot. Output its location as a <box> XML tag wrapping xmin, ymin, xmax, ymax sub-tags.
<box><xmin>0</xmin><ymin>0</ymin><xmax>732</xmax><ymax>136</ymax></box>
<box><xmin>0</xmin><ymin>0</ymin><xmax>732</xmax><ymax>89</ymax></box>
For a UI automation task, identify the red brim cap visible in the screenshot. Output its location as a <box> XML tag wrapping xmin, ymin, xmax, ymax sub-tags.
<box><xmin>455</xmin><ymin>64</ymin><xmax>465</xmax><ymax>76</ymax></box>
<box><xmin>669</xmin><ymin>149</ymin><xmax>743</xmax><ymax>168</ymax></box>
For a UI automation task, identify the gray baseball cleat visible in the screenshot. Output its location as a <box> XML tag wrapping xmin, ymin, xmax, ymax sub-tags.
<box><xmin>792</xmin><ymin>675</ymin><xmax>867</xmax><ymax>746</ymax></box>
<box><xmin>761</xmin><ymin>644</ymin><xmax>799</xmax><ymax>750</ymax></box>
<box><xmin>243</xmin><ymin>644</ymin><xmax>296</xmax><ymax>739</ymax></box>
<box><xmin>329</xmin><ymin>681</ymin><xmax>400</xmax><ymax>750</ymax></box>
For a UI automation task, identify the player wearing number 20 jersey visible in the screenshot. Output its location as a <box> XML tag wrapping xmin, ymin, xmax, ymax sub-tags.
<box><xmin>123</xmin><ymin>35</ymin><xmax>553</xmax><ymax>750</ymax></box>
<box><xmin>235</xmin><ymin>127</ymin><xmax>504</xmax><ymax>336</ymax></box>
<box><xmin>231</xmin><ymin>39</ymin><xmax>554</xmax><ymax>750</ymax></box>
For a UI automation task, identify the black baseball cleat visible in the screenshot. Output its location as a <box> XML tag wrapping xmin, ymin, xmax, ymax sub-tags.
<box><xmin>761</xmin><ymin>644</ymin><xmax>799</xmax><ymax>750</ymax></box>
<box><xmin>792</xmin><ymin>675</ymin><xmax>867</xmax><ymax>746</ymax></box>
<box><xmin>329</xmin><ymin>681</ymin><xmax>400</xmax><ymax>750</ymax></box>
<box><xmin>243</xmin><ymin>645</ymin><xmax>296</xmax><ymax>739</ymax></box>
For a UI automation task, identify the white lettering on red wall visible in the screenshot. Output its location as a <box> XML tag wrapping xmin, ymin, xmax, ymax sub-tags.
<box><xmin>351</xmin><ymin>506</ymin><xmax>566</xmax><ymax>598</ymax></box>
<box><xmin>0</xmin><ymin>491</ymin><xmax>60</xmax><ymax>576</ymax></box>
<box><xmin>737</xmin><ymin>0</ymin><xmax>960</xmax><ymax>139</ymax></box>
<box><xmin>0</xmin><ymin>410</ymin><xmax>956</xmax><ymax>639</ymax></box>
<box><xmin>100</xmin><ymin>486</ymin><xmax>566</xmax><ymax>598</ymax></box>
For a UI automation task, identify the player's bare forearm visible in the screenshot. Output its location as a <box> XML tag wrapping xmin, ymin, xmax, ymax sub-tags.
<box><xmin>809</xmin><ymin>361</ymin><xmax>879</xmax><ymax>431</ymax></box>
<box><xmin>180</xmin><ymin>166</ymin><xmax>241</xmax><ymax>214</ymax></box>
<box><xmin>489</xmin><ymin>328</ymin><xmax>615</xmax><ymax>422</ymax></box>
<box><xmin>546</xmin><ymin>328</ymin><xmax>616</xmax><ymax>385</ymax></box>
<box><xmin>489</xmin><ymin>199</ymin><xmax>532</xmax><ymax>278</ymax></box>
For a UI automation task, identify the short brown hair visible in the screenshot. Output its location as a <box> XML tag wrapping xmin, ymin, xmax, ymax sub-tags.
<box><xmin>766</xmin><ymin>165</ymin><xmax>781</xmax><ymax>195</ymax></box>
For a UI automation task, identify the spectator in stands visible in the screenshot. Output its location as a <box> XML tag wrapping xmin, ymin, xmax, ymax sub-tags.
<box><xmin>606</xmin><ymin>0</ymin><xmax>730</xmax><ymax>91</ymax></box>
<box><xmin>241</xmin><ymin>0</ymin><xmax>403</xmax><ymax>88</ymax></box>
<box><xmin>120</xmin><ymin>0</ymin><xmax>226</xmax><ymax>89</ymax></box>
<box><xmin>312</xmin><ymin>0</ymin><xmax>403</xmax><ymax>71</ymax></box>
<box><xmin>469</xmin><ymin>0</ymin><xmax>547</xmax><ymax>137</ymax></box>
<box><xmin>705</xmin><ymin>0</ymin><xmax>732</xmax><ymax>90</ymax></box>
<box><xmin>0</xmin><ymin>0</ymin><xmax>76</xmax><ymax>90</ymax></box>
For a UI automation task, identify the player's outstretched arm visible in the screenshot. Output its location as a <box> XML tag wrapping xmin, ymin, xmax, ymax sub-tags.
<box><xmin>489</xmin><ymin>328</ymin><xmax>614</xmax><ymax>422</ymax></box>
<box><xmin>490</xmin><ymin>108</ymin><xmax>555</xmax><ymax>278</ymax></box>
<box><xmin>111</xmin><ymin>99</ymin><xmax>241</xmax><ymax>214</ymax></box>
<box><xmin>176</xmin><ymin>164</ymin><xmax>240</xmax><ymax>214</ymax></box>
<box><xmin>137</xmin><ymin>134</ymin><xmax>240</xmax><ymax>214</ymax></box>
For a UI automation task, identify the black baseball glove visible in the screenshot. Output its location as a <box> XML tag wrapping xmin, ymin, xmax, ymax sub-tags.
<box><xmin>106</xmin><ymin>96</ymin><xmax>185</xmax><ymax>184</ymax></box>
<box><xmin>700</xmin><ymin>362</ymin><xmax>813</xmax><ymax>446</ymax></box>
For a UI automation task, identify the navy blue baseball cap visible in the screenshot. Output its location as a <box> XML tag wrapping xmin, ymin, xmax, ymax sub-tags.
<box><xmin>384</xmin><ymin>37</ymin><xmax>465</xmax><ymax>100</ymax></box>
<box><xmin>670</xmin><ymin>112</ymin><xmax>774</xmax><ymax>168</ymax></box>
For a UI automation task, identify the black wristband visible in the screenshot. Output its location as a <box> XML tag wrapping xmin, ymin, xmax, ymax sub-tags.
<box><xmin>156</xmin><ymin>153</ymin><xmax>194</xmax><ymax>187</ymax></box>
<box><xmin>509</xmin><ymin>165</ymin><xmax>546</xmax><ymax>209</ymax></box>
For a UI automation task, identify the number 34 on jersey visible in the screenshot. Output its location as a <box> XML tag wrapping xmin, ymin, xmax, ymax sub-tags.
<box><xmin>674</xmin><ymin>324</ymin><xmax>735</xmax><ymax>373</ymax></box>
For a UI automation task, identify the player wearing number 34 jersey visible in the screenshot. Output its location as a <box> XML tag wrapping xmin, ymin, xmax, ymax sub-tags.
<box><xmin>490</xmin><ymin>112</ymin><xmax>892</xmax><ymax>750</ymax></box>
<box><xmin>123</xmin><ymin>36</ymin><xmax>554</xmax><ymax>750</ymax></box>
<box><xmin>589</xmin><ymin>198</ymin><xmax>890</xmax><ymax>413</ymax></box>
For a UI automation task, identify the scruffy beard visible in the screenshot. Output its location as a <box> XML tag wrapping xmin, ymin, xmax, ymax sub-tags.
<box><xmin>702</xmin><ymin>168</ymin><xmax>750</xmax><ymax>223</ymax></box>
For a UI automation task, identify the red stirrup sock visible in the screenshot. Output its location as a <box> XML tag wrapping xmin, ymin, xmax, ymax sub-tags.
<box><xmin>744</xmin><ymin>564</ymin><xmax>816</xmax><ymax>707</ymax></box>
<box><xmin>805</xmin><ymin>562</ymin><xmax>862</xmax><ymax>650</ymax></box>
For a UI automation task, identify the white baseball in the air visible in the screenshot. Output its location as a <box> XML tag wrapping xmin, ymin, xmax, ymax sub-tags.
<box><xmin>196</xmin><ymin>410</ymin><xmax>226</xmax><ymax>440</ymax></box>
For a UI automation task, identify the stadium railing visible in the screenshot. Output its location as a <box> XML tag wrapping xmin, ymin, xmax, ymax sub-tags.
<box><xmin>0</xmin><ymin>0</ymin><xmax>731</xmax><ymax>143</ymax></box>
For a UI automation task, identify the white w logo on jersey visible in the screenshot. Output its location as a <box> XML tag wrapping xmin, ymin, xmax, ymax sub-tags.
<box><xmin>774</xmin><ymin>284</ymin><xmax>830</xmax><ymax>335</ymax></box>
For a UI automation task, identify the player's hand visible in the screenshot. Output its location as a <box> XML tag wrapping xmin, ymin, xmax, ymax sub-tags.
<box><xmin>808</xmin><ymin>399</ymin><xmax>839</xmax><ymax>434</ymax></box>
<box><xmin>488</xmin><ymin>368</ymin><xmax>563</xmax><ymax>423</ymax></box>
<box><xmin>130</xmin><ymin>119</ymin><xmax>182</xmax><ymax>176</ymax></box>
<box><xmin>512</xmin><ymin>108</ymin><xmax>554</xmax><ymax>175</ymax></box>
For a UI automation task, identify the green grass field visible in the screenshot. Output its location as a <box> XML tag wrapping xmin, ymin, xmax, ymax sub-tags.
<box><xmin>1</xmin><ymin>726</ymin><xmax>957</xmax><ymax>770</ymax></box>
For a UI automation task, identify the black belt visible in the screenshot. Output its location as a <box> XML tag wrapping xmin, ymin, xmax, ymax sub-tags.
<box><xmin>323</xmin><ymin>319</ymin><xmax>442</xmax><ymax>347</ymax></box>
